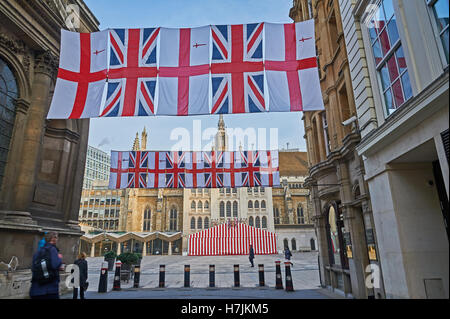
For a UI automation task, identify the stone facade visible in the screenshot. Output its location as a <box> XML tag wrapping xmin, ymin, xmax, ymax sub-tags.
<box><xmin>343</xmin><ymin>0</ymin><xmax>449</xmax><ymax>299</ymax></box>
<box><xmin>0</xmin><ymin>0</ymin><xmax>100</xmax><ymax>298</ymax></box>
<box><xmin>291</xmin><ymin>0</ymin><xmax>384</xmax><ymax>299</ymax></box>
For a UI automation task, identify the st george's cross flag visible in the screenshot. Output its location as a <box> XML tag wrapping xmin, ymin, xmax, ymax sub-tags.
<box><xmin>157</xmin><ymin>26</ymin><xmax>210</xmax><ymax>116</ymax></box>
<box><xmin>100</xmin><ymin>28</ymin><xmax>160</xmax><ymax>117</ymax></box>
<box><xmin>210</xmin><ymin>23</ymin><xmax>266</xmax><ymax>114</ymax></box>
<box><xmin>47</xmin><ymin>29</ymin><xmax>108</xmax><ymax>119</ymax></box>
<box><xmin>265</xmin><ymin>20</ymin><xmax>324</xmax><ymax>112</ymax></box>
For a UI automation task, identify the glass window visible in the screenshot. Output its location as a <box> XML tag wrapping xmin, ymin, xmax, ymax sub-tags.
<box><xmin>369</xmin><ymin>0</ymin><xmax>412</xmax><ymax>115</ymax></box>
<box><xmin>169</xmin><ymin>208</ymin><xmax>177</xmax><ymax>231</ymax></box>
<box><xmin>204</xmin><ymin>217</ymin><xmax>209</xmax><ymax>229</ymax></box>
<box><xmin>198</xmin><ymin>201</ymin><xmax>203</xmax><ymax>210</ymax></box>
<box><xmin>191</xmin><ymin>201</ymin><xmax>196</xmax><ymax>210</ymax></box>
<box><xmin>248</xmin><ymin>200</ymin><xmax>253</xmax><ymax>209</ymax></box>
<box><xmin>262</xmin><ymin>216</ymin><xmax>267</xmax><ymax>228</ymax></box>
<box><xmin>297</xmin><ymin>205</ymin><xmax>305</xmax><ymax>224</ymax></box>
<box><xmin>226</xmin><ymin>201</ymin><xmax>231</xmax><ymax>217</ymax></box>
<box><xmin>261</xmin><ymin>200</ymin><xmax>266</xmax><ymax>209</ymax></box>
<box><xmin>220</xmin><ymin>201</ymin><xmax>225</xmax><ymax>217</ymax></box>
<box><xmin>429</xmin><ymin>0</ymin><xmax>449</xmax><ymax>63</ymax></box>
<box><xmin>205</xmin><ymin>201</ymin><xmax>209</xmax><ymax>209</ymax></box>
<box><xmin>191</xmin><ymin>217</ymin><xmax>196</xmax><ymax>230</ymax></box>
<box><xmin>255</xmin><ymin>200</ymin><xmax>259</xmax><ymax>209</ymax></box>
<box><xmin>249</xmin><ymin>216</ymin><xmax>254</xmax><ymax>227</ymax></box>
<box><xmin>197</xmin><ymin>217</ymin><xmax>202</xmax><ymax>229</ymax></box>
<box><xmin>233</xmin><ymin>201</ymin><xmax>238</xmax><ymax>217</ymax></box>
<box><xmin>274</xmin><ymin>207</ymin><xmax>280</xmax><ymax>225</ymax></box>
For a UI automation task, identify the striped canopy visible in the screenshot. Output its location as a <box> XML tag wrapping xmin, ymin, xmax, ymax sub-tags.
<box><xmin>188</xmin><ymin>222</ymin><xmax>277</xmax><ymax>256</ymax></box>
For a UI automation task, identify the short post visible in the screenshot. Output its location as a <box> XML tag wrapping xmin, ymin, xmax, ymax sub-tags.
<box><xmin>275</xmin><ymin>260</ymin><xmax>283</xmax><ymax>289</ymax></box>
<box><xmin>184</xmin><ymin>265</ymin><xmax>190</xmax><ymax>288</ymax></box>
<box><xmin>209</xmin><ymin>265</ymin><xmax>215</xmax><ymax>288</ymax></box>
<box><xmin>98</xmin><ymin>261</ymin><xmax>108</xmax><ymax>293</ymax></box>
<box><xmin>284</xmin><ymin>262</ymin><xmax>294</xmax><ymax>292</ymax></box>
<box><xmin>159</xmin><ymin>264</ymin><xmax>165</xmax><ymax>288</ymax></box>
<box><xmin>113</xmin><ymin>261</ymin><xmax>122</xmax><ymax>291</ymax></box>
<box><xmin>133</xmin><ymin>264</ymin><xmax>141</xmax><ymax>288</ymax></box>
<box><xmin>258</xmin><ymin>264</ymin><xmax>265</xmax><ymax>287</ymax></box>
<box><xmin>234</xmin><ymin>264</ymin><xmax>240</xmax><ymax>288</ymax></box>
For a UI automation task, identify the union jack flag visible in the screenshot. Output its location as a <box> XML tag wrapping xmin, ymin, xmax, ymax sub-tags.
<box><xmin>202</xmin><ymin>151</ymin><xmax>230</xmax><ymax>188</ymax></box>
<box><xmin>235</xmin><ymin>151</ymin><xmax>262</xmax><ymax>187</ymax></box>
<box><xmin>101</xmin><ymin>28</ymin><xmax>159</xmax><ymax>117</ymax></box>
<box><xmin>211</xmin><ymin>23</ymin><xmax>266</xmax><ymax>114</ymax></box>
<box><xmin>164</xmin><ymin>151</ymin><xmax>192</xmax><ymax>188</ymax></box>
<box><xmin>127</xmin><ymin>151</ymin><xmax>149</xmax><ymax>188</ymax></box>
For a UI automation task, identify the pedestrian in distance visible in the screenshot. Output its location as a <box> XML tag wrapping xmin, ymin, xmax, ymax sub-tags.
<box><xmin>30</xmin><ymin>232</ymin><xmax>63</xmax><ymax>299</ymax></box>
<box><xmin>249</xmin><ymin>244</ymin><xmax>255</xmax><ymax>267</ymax></box>
<box><xmin>73</xmin><ymin>252</ymin><xmax>88</xmax><ymax>299</ymax></box>
<box><xmin>284</xmin><ymin>246</ymin><xmax>293</xmax><ymax>267</ymax></box>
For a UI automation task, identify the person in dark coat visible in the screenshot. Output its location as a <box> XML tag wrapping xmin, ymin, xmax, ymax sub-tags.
<box><xmin>284</xmin><ymin>247</ymin><xmax>293</xmax><ymax>266</ymax></box>
<box><xmin>249</xmin><ymin>244</ymin><xmax>255</xmax><ymax>267</ymax></box>
<box><xmin>73</xmin><ymin>252</ymin><xmax>88</xmax><ymax>299</ymax></box>
<box><xmin>30</xmin><ymin>232</ymin><xmax>63</xmax><ymax>299</ymax></box>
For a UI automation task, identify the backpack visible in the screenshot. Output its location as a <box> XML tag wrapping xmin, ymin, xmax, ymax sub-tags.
<box><xmin>32</xmin><ymin>246</ymin><xmax>57</xmax><ymax>285</ymax></box>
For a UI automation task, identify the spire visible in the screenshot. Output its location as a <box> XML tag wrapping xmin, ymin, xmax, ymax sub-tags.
<box><xmin>218</xmin><ymin>114</ymin><xmax>225</xmax><ymax>130</ymax></box>
<box><xmin>132</xmin><ymin>132</ymin><xmax>140</xmax><ymax>151</ymax></box>
<box><xmin>141</xmin><ymin>127</ymin><xmax>148</xmax><ymax>150</ymax></box>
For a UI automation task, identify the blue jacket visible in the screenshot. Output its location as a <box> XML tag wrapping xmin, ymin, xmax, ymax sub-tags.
<box><xmin>29</xmin><ymin>243</ymin><xmax>62</xmax><ymax>297</ymax></box>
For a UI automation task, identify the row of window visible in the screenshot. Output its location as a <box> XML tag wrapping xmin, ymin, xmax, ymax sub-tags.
<box><xmin>142</xmin><ymin>207</ymin><xmax>178</xmax><ymax>231</ymax></box>
<box><xmin>81</xmin><ymin>198</ymin><xmax>121</xmax><ymax>207</ymax></box>
<box><xmin>191</xmin><ymin>200</ymin><xmax>210</xmax><ymax>210</ymax></box>
<box><xmin>248</xmin><ymin>216</ymin><xmax>268</xmax><ymax>228</ymax></box>
<box><xmin>80</xmin><ymin>209</ymin><xmax>120</xmax><ymax>218</ymax></box>
<box><xmin>84</xmin><ymin>219</ymin><xmax>119</xmax><ymax>230</ymax></box>
<box><xmin>273</xmin><ymin>206</ymin><xmax>305</xmax><ymax>224</ymax></box>
<box><xmin>190</xmin><ymin>217</ymin><xmax>210</xmax><ymax>230</ymax></box>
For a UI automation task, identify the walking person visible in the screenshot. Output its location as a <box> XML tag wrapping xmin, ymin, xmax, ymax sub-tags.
<box><xmin>30</xmin><ymin>232</ymin><xmax>63</xmax><ymax>299</ymax></box>
<box><xmin>249</xmin><ymin>244</ymin><xmax>255</xmax><ymax>267</ymax></box>
<box><xmin>73</xmin><ymin>252</ymin><xmax>88</xmax><ymax>299</ymax></box>
<box><xmin>284</xmin><ymin>246</ymin><xmax>293</xmax><ymax>267</ymax></box>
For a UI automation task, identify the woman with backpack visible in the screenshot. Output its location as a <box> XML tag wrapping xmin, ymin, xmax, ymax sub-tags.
<box><xmin>30</xmin><ymin>232</ymin><xmax>63</xmax><ymax>299</ymax></box>
<box><xmin>73</xmin><ymin>252</ymin><xmax>88</xmax><ymax>299</ymax></box>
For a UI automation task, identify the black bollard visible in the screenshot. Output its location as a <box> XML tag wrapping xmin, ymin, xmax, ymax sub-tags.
<box><xmin>234</xmin><ymin>264</ymin><xmax>240</xmax><ymax>287</ymax></box>
<box><xmin>258</xmin><ymin>264</ymin><xmax>265</xmax><ymax>287</ymax></box>
<box><xmin>133</xmin><ymin>264</ymin><xmax>141</xmax><ymax>288</ymax></box>
<box><xmin>275</xmin><ymin>260</ymin><xmax>283</xmax><ymax>289</ymax></box>
<box><xmin>98</xmin><ymin>262</ymin><xmax>108</xmax><ymax>293</ymax></box>
<box><xmin>112</xmin><ymin>261</ymin><xmax>122</xmax><ymax>291</ymax></box>
<box><xmin>209</xmin><ymin>265</ymin><xmax>215</xmax><ymax>288</ymax></box>
<box><xmin>285</xmin><ymin>262</ymin><xmax>294</xmax><ymax>292</ymax></box>
<box><xmin>184</xmin><ymin>265</ymin><xmax>190</xmax><ymax>288</ymax></box>
<box><xmin>159</xmin><ymin>264</ymin><xmax>165</xmax><ymax>288</ymax></box>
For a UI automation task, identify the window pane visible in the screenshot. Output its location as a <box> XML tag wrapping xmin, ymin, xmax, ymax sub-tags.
<box><xmin>395</xmin><ymin>46</ymin><xmax>407</xmax><ymax>73</ymax></box>
<box><xmin>383</xmin><ymin>0</ymin><xmax>395</xmax><ymax>20</ymax></box>
<box><xmin>379</xmin><ymin>29</ymin><xmax>391</xmax><ymax>55</ymax></box>
<box><xmin>392</xmin><ymin>79</ymin><xmax>404</xmax><ymax>107</ymax></box>
<box><xmin>387</xmin><ymin>55</ymin><xmax>399</xmax><ymax>82</ymax></box>
<box><xmin>369</xmin><ymin>19</ymin><xmax>378</xmax><ymax>43</ymax></box>
<box><xmin>441</xmin><ymin>27</ymin><xmax>449</xmax><ymax>62</ymax></box>
<box><xmin>372</xmin><ymin>40</ymin><xmax>383</xmax><ymax>66</ymax></box>
<box><xmin>384</xmin><ymin>89</ymin><xmax>394</xmax><ymax>114</ymax></box>
<box><xmin>387</xmin><ymin>17</ymin><xmax>399</xmax><ymax>45</ymax></box>
<box><xmin>380</xmin><ymin>64</ymin><xmax>390</xmax><ymax>90</ymax></box>
<box><xmin>401</xmin><ymin>71</ymin><xmax>413</xmax><ymax>101</ymax></box>
<box><xmin>432</xmin><ymin>0</ymin><xmax>450</xmax><ymax>32</ymax></box>
<box><xmin>374</xmin><ymin>4</ymin><xmax>386</xmax><ymax>34</ymax></box>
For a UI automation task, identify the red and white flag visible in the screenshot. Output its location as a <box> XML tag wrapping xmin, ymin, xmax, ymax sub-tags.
<box><xmin>157</xmin><ymin>26</ymin><xmax>210</xmax><ymax>116</ymax></box>
<box><xmin>109</xmin><ymin>151</ymin><xmax>130</xmax><ymax>189</ymax></box>
<box><xmin>47</xmin><ymin>29</ymin><xmax>108</xmax><ymax>118</ymax></box>
<box><xmin>265</xmin><ymin>20</ymin><xmax>324</xmax><ymax>112</ymax></box>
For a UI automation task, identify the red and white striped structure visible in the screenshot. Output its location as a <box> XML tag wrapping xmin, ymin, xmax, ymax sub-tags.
<box><xmin>188</xmin><ymin>223</ymin><xmax>277</xmax><ymax>256</ymax></box>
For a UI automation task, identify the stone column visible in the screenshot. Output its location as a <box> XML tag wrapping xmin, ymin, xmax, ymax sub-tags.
<box><xmin>168</xmin><ymin>242</ymin><xmax>172</xmax><ymax>256</ymax></box>
<box><xmin>142</xmin><ymin>242</ymin><xmax>147</xmax><ymax>256</ymax></box>
<box><xmin>13</xmin><ymin>51</ymin><xmax>58</xmax><ymax>211</ymax></box>
<box><xmin>117</xmin><ymin>242</ymin><xmax>121</xmax><ymax>255</ymax></box>
<box><xmin>90</xmin><ymin>243</ymin><xmax>95</xmax><ymax>257</ymax></box>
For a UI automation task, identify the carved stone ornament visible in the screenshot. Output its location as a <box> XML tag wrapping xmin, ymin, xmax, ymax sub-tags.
<box><xmin>34</xmin><ymin>51</ymin><xmax>59</xmax><ymax>78</ymax></box>
<box><xmin>0</xmin><ymin>33</ymin><xmax>26</xmax><ymax>55</ymax></box>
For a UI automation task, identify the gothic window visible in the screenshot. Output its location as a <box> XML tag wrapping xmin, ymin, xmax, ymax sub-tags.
<box><xmin>261</xmin><ymin>200</ymin><xmax>266</xmax><ymax>209</ymax></box>
<box><xmin>197</xmin><ymin>217</ymin><xmax>202</xmax><ymax>229</ymax></box>
<box><xmin>191</xmin><ymin>201</ymin><xmax>196</xmax><ymax>210</ymax></box>
<box><xmin>143</xmin><ymin>207</ymin><xmax>151</xmax><ymax>231</ymax></box>
<box><xmin>248</xmin><ymin>200</ymin><xmax>253</xmax><ymax>209</ymax></box>
<box><xmin>226</xmin><ymin>201</ymin><xmax>231</xmax><ymax>217</ymax></box>
<box><xmin>204</xmin><ymin>217</ymin><xmax>209</xmax><ymax>229</ymax></box>
<box><xmin>297</xmin><ymin>205</ymin><xmax>305</xmax><ymax>224</ymax></box>
<box><xmin>226</xmin><ymin>188</ymin><xmax>231</xmax><ymax>194</ymax></box>
<box><xmin>249</xmin><ymin>216</ymin><xmax>254</xmax><ymax>227</ymax></box>
<box><xmin>0</xmin><ymin>58</ymin><xmax>18</xmax><ymax>189</ymax></box>
<box><xmin>220</xmin><ymin>201</ymin><xmax>225</xmax><ymax>217</ymax></box>
<box><xmin>255</xmin><ymin>200</ymin><xmax>259</xmax><ymax>209</ymax></box>
<box><xmin>291</xmin><ymin>238</ymin><xmax>297</xmax><ymax>251</ymax></box>
<box><xmin>191</xmin><ymin>217</ymin><xmax>196</xmax><ymax>230</ymax></box>
<box><xmin>274</xmin><ymin>207</ymin><xmax>280</xmax><ymax>224</ymax></box>
<box><xmin>169</xmin><ymin>207</ymin><xmax>178</xmax><ymax>231</ymax></box>
<box><xmin>198</xmin><ymin>201</ymin><xmax>203</xmax><ymax>210</ymax></box>
<box><xmin>283</xmin><ymin>238</ymin><xmax>289</xmax><ymax>250</ymax></box>
<box><xmin>255</xmin><ymin>216</ymin><xmax>261</xmax><ymax>228</ymax></box>
<box><xmin>262</xmin><ymin>216</ymin><xmax>267</xmax><ymax>228</ymax></box>
<box><xmin>233</xmin><ymin>201</ymin><xmax>238</xmax><ymax>217</ymax></box>
<box><xmin>205</xmin><ymin>201</ymin><xmax>209</xmax><ymax>209</ymax></box>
